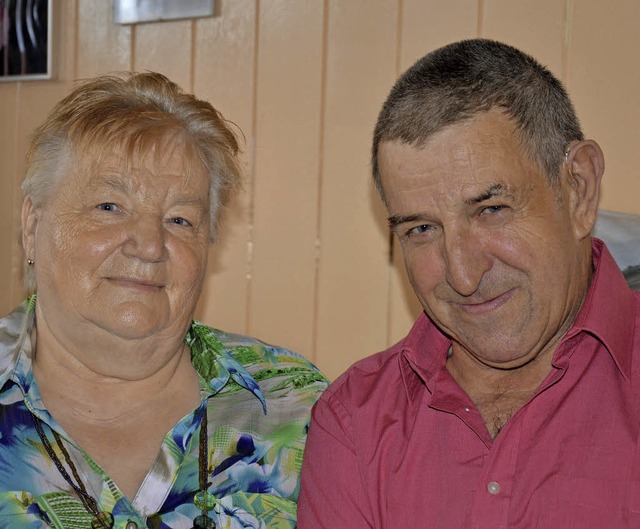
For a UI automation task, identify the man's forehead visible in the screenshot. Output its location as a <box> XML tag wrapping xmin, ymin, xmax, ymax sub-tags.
<box><xmin>387</xmin><ymin>110</ymin><xmax>517</xmax><ymax>148</ymax></box>
<box><xmin>379</xmin><ymin>112</ymin><xmax>535</xmax><ymax>179</ymax></box>
<box><xmin>378</xmin><ymin>127</ymin><xmax>546</xmax><ymax>217</ymax></box>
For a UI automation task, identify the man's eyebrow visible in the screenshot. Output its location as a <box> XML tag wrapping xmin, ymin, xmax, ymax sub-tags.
<box><xmin>465</xmin><ymin>183</ymin><xmax>508</xmax><ymax>205</ymax></box>
<box><xmin>387</xmin><ymin>183</ymin><xmax>512</xmax><ymax>228</ymax></box>
<box><xmin>387</xmin><ymin>213</ymin><xmax>428</xmax><ymax>229</ymax></box>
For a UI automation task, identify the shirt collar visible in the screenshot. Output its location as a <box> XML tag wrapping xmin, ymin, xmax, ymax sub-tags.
<box><xmin>186</xmin><ymin>321</ymin><xmax>267</xmax><ymax>413</ymax></box>
<box><xmin>0</xmin><ymin>298</ymin><xmax>267</xmax><ymax>413</ymax></box>
<box><xmin>0</xmin><ymin>297</ymin><xmax>35</xmax><ymax>393</ymax></box>
<box><xmin>563</xmin><ymin>238</ymin><xmax>637</xmax><ymax>379</ymax></box>
<box><xmin>398</xmin><ymin>237</ymin><xmax>637</xmax><ymax>398</ymax></box>
<box><xmin>399</xmin><ymin>313</ymin><xmax>450</xmax><ymax>401</ymax></box>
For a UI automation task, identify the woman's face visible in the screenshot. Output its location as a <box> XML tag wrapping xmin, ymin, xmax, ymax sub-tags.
<box><xmin>23</xmin><ymin>144</ymin><xmax>211</xmax><ymax>344</ymax></box>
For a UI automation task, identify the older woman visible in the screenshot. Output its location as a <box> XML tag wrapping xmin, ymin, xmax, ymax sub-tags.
<box><xmin>0</xmin><ymin>72</ymin><xmax>327</xmax><ymax>529</ymax></box>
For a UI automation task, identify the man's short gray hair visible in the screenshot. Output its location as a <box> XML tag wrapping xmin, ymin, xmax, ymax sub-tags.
<box><xmin>372</xmin><ymin>39</ymin><xmax>584</xmax><ymax>201</ymax></box>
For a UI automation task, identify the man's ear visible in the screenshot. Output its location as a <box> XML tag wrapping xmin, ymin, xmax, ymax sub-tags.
<box><xmin>21</xmin><ymin>196</ymin><xmax>39</xmax><ymax>261</ymax></box>
<box><xmin>563</xmin><ymin>140</ymin><xmax>604</xmax><ymax>240</ymax></box>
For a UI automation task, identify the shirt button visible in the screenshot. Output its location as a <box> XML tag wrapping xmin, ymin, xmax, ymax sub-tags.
<box><xmin>464</xmin><ymin>407</ymin><xmax>471</xmax><ymax>413</ymax></box>
<box><xmin>125</xmin><ymin>522</ymin><xmax>138</xmax><ymax>529</ymax></box>
<box><xmin>487</xmin><ymin>481</ymin><xmax>500</xmax><ymax>495</ymax></box>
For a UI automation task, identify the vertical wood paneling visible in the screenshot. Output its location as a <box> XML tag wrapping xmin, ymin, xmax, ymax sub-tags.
<box><xmin>568</xmin><ymin>1</ymin><xmax>640</xmax><ymax>214</ymax></box>
<box><xmin>314</xmin><ymin>0</ymin><xmax>398</xmax><ymax>379</ymax></box>
<box><xmin>77</xmin><ymin>1</ymin><xmax>132</xmax><ymax>77</ymax></box>
<box><xmin>133</xmin><ymin>20</ymin><xmax>193</xmax><ymax>89</ymax></box>
<box><xmin>192</xmin><ymin>0</ymin><xmax>257</xmax><ymax>334</ymax></box>
<box><xmin>400</xmin><ymin>0</ymin><xmax>479</xmax><ymax>68</ymax></box>
<box><xmin>0</xmin><ymin>85</ymin><xmax>19</xmax><ymax>317</ymax></box>
<box><xmin>482</xmin><ymin>0</ymin><xmax>566</xmax><ymax>78</ymax></box>
<box><xmin>249</xmin><ymin>0</ymin><xmax>324</xmax><ymax>355</ymax></box>
<box><xmin>49</xmin><ymin>0</ymin><xmax>77</xmax><ymax>81</ymax></box>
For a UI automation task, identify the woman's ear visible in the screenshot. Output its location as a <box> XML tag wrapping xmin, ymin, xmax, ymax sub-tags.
<box><xmin>21</xmin><ymin>196</ymin><xmax>39</xmax><ymax>261</ymax></box>
<box><xmin>563</xmin><ymin>140</ymin><xmax>604</xmax><ymax>240</ymax></box>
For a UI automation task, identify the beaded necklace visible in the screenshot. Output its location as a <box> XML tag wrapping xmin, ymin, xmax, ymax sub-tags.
<box><xmin>31</xmin><ymin>408</ymin><xmax>216</xmax><ymax>528</ymax></box>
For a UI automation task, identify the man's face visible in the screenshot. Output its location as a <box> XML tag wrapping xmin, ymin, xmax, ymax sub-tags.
<box><xmin>378</xmin><ymin>110</ymin><xmax>592</xmax><ymax>369</ymax></box>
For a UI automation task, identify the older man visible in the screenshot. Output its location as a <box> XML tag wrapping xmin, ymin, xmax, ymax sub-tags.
<box><xmin>298</xmin><ymin>39</ymin><xmax>640</xmax><ymax>528</ymax></box>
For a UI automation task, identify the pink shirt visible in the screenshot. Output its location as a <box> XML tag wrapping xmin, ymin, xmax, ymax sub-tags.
<box><xmin>298</xmin><ymin>240</ymin><xmax>640</xmax><ymax>528</ymax></box>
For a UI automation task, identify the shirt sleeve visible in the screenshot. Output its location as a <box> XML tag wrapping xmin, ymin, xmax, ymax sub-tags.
<box><xmin>297</xmin><ymin>389</ymin><xmax>374</xmax><ymax>528</ymax></box>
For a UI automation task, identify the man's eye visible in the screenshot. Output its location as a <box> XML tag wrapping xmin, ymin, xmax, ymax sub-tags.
<box><xmin>407</xmin><ymin>224</ymin><xmax>434</xmax><ymax>236</ymax></box>
<box><xmin>481</xmin><ymin>205</ymin><xmax>507</xmax><ymax>215</ymax></box>
<box><xmin>96</xmin><ymin>203</ymin><xmax>119</xmax><ymax>212</ymax></box>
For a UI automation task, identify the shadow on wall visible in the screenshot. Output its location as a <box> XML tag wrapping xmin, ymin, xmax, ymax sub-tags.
<box><xmin>625</xmin><ymin>266</ymin><xmax>640</xmax><ymax>291</ymax></box>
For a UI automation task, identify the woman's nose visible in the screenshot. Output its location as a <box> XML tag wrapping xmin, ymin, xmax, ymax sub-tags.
<box><xmin>121</xmin><ymin>215</ymin><xmax>168</xmax><ymax>262</ymax></box>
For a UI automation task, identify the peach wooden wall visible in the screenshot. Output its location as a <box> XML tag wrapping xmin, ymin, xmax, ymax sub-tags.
<box><xmin>1</xmin><ymin>0</ymin><xmax>639</xmax><ymax>380</ymax></box>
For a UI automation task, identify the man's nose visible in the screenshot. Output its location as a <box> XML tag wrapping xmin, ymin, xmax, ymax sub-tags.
<box><xmin>442</xmin><ymin>229</ymin><xmax>491</xmax><ymax>297</ymax></box>
<box><xmin>122</xmin><ymin>215</ymin><xmax>168</xmax><ymax>262</ymax></box>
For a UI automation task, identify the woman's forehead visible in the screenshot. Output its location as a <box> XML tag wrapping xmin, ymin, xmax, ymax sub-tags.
<box><xmin>70</xmin><ymin>134</ymin><xmax>206</xmax><ymax>178</ymax></box>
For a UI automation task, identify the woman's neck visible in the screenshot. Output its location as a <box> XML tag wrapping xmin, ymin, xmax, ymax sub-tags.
<box><xmin>31</xmin><ymin>304</ymin><xmax>200</xmax><ymax>423</ymax></box>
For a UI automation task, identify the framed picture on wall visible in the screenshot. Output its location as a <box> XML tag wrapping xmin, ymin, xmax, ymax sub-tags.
<box><xmin>0</xmin><ymin>0</ymin><xmax>51</xmax><ymax>81</ymax></box>
<box><xmin>113</xmin><ymin>0</ymin><xmax>214</xmax><ymax>24</ymax></box>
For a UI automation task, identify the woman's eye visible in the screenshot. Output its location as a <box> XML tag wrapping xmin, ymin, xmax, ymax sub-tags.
<box><xmin>170</xmin><ymin>217</ymin><xmax>193</xmax><ymax>227</ymax></box>
<box><xmin>96</xmin><ymin>203</ymin><xmax>119</xmax><ymax>212</ymax></box>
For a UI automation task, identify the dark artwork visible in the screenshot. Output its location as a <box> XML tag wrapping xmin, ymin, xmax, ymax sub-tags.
<box><xmin>0</xmin><ymin>0</ymin><xmax>49</xmax><ymax>79</ymax></box>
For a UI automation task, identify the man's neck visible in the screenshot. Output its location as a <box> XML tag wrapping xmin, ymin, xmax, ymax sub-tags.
<box><xmin>446</xmin><ymin>344</ymin><xmax>556</xmax><ymax>439</ymax></box>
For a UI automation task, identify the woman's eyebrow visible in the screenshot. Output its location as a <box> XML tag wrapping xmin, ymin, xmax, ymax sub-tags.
<box><xmin>87</xmin><ymin>173</ymin><xmax>132</xmax><ymax>193</ymax></box>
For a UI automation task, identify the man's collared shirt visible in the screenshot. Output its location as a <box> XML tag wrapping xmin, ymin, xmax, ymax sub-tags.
<box><xmin>299</xmin><ymin>239</ymin><xmax>640</xmax><ymax>528</ymax></box>
<box><xmin>0</xmin><ymin>298</ymin><xmax>328</xmax><ymax>528</ymax></box>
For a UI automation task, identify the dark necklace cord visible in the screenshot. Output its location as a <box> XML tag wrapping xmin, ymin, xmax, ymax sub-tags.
<box><xmin>31</xmin><ymin>407</ymin><xmax>215</xmax><ymax>528</ymax></box>
<box><xmin>32</xmin><ymin>413</ymin><xmax>112</xmax><ymax>528</ymax></box>
<box><xmin>199</xmin><ymin>408</ymin><xmax>209</xmax><ymax>501</ymax></box>
<box><xmin>194</xmin><ymin>407</ymin><xmax>216</xmax><ymax>528</ymax></box>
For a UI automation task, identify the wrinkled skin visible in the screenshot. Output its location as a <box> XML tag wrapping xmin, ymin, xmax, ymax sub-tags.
<box><xmin>379</xmin><ymin>110</ymin><xmax>599</xmax><ymax>373</ymax></box>
<box><xmin>22</xmin><ymin>144</ymin><xmax>211</xmax><ymax>377</ymax></box>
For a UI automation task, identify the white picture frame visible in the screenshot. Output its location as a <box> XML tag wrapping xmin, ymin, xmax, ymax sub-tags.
<box><xmin>113</xmin><ymin>0</ymin><xmax>215</xmax><ymax>25</ymax></box>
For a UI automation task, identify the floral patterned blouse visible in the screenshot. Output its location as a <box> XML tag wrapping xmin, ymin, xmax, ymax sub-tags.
<box><xmin>0</xmin><ymin>298</ymin><xmax>328</xmax><ymax>528</ymax></box>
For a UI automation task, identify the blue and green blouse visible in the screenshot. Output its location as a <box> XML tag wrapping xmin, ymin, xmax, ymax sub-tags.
<box><xmin>0</xmin><ymin>299</ymin><xmax>328</xmax><ymax>528</ymax></box>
